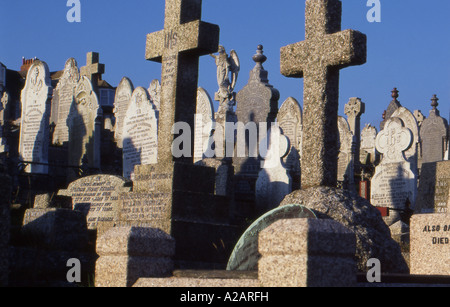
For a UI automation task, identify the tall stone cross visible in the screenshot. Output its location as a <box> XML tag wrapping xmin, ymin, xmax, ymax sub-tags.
<box><xmin>80</xmin><ymin>52</ymin><xmax>105</xmax><ymax>91</ymax></box>
<box><xmin>280</xmin><ymin>0</ymin><xmax>367</xmax><ymax>188</ymax></box>
<box><xmin>145</xmin><ymin>0</ymin><xmax>220</xmax><ymax>165</ymax></box>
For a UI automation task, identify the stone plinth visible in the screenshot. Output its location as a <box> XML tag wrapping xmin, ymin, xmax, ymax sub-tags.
<box><xmin>95</xmin><ymin>226</ymin><xmax>175</xmax><ymax>287</ymax></box>
<box><xmin>258</xmin><ymin>218</ymin><xmax>356</xmax><ymax>287</ymax></box>
<box><xmin>410</xmin><ymin>213</ymin><xmax>450</xmax><ymax>276</ymax></box>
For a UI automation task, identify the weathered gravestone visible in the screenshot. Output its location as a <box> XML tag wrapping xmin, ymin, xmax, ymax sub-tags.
<box><xmin>337</xmin><ymin>116</ymin><xmax>355</xmax><ymax>188</ymax></box>
<box><xmin>370</xmin><ymin>117</ymin><xmax>417</xmax><ymax>225</ymax></box>
<box><xmin>80</xmin><ymin>52</ymin><xmax>105</xmax><ymax>94</ymax></box>
<box><xmin>277</xmin><ymin>97</ymin><xmax>302</xmax><ymax>190</ymax></box>
<box><xmin>148</xmin><ymin>79</ymin><xmax>161</xmax><ymax>112</ymax></box>
<box><xmin>344</xmin><ymin>97</ymin><xmax>365</xmax><ymax>171</ymax></box>
<box><xmin>51</xmin><ymin>58</ymin><xmax>80</xmax><ymax>145</ymax></box>
<box><xmin>58</xmin><ymin>174</ymin><xmax>131</xmax><ymax>233</ymax></box>
<box><xmin>360</xmin><ymin>124</ymin><xmax>378</xmax><ymax>164</ymax></box>
<box><xmin>113</xmin><ymin>77</ymin><xmax>135</xmax><ymax>148</ymax></box>
<box><xmin>227</xmin><ymin>204</ymin><xmax>316</xmax><ymax>271</ymax></box>
<box><xmin>255</xmin><ymin>125</ymin><xmax>291</xmax><ymax>213</ymax></box>
<box><xmin>280</xmin><ymin>0</ymin><xmax>366</xmax><ymax>188</ymax></box>
<box><xmin>416</xmin><ymin>160</ymin><xmax>450</xmax><ymax>214</ymax></box>
<box><xmin>410</xmin><ymin>213</ymin><xmax>450</xmax><ymax>275</ymax></box>
<box><xmin>420</xmin><ymin>95</ymin><xmax>449</xmax><ymax>164</ymax></box>
<box><xmin>67</xmin><ymin>76</ymin><xmax>102</xmax><ymax>178</ymax></box>
<box><xmin>193</xmin><ymin>87</ymin><xmax>214</xmax><ymax>163</ymax></box>
<box><xmin>233</xmin><ymin>45</ymin><xmax>279</xmax><ymax>208</ymax></box>
<box><xmin>122</xmin><ymin>87</ymin><xmax>158</xmax><ymax>180</ymax></box>
<box><xmin>19</xmin><ymin>60</ymin><xmax>52</xmax><ymax>174</ymax></box>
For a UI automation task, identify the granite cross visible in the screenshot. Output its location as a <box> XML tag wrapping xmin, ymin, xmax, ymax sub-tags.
<box><xmin>280</xmin><ymin>0</ymin><xmax>367</xmax><ymax>188</ymax></box>
<box><xmin>80</xmin><ymin>52</ymin><xmax>105</xmax><ymax>90</ymax></box>
<box><xmin>145</xmin><ymin>0</ymin><xmax>219</xmax><ymax>165</ymax></box>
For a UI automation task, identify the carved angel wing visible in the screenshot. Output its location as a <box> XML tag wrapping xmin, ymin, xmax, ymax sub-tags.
<box><xmin>229</xmin><ymin>50</ymin><xmax>240</xmax><ymax>91</ymax></box>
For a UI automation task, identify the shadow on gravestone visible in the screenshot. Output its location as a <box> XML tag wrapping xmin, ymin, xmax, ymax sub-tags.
<box><xmin>280</xmin><ymin>187</ymin><xmax>410</xmax><ymax>274</ymax></box>
<box><xmin>227</xmin><ymin>204</ymin><xmax>316</xmax><ymax>271</ymax></box>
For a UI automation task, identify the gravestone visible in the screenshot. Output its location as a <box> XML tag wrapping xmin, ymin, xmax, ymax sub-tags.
<box><xmin>113</xmin><ymin>77</ymin><xmax>135</xmax><ymax>148</ymax></box>
<box><xmin>233</xmin><ymin>45</ymin><xmax>279</xmax><ymax>207</ymax></box>
<box><xmin>360</xmin><ymin>124</ymin><xmax>377</xmax><ymax>164</ymax></box>
<box><xmin>19</xmin><ymin>60</ymin><xmax>52</xmax><ymax>174</ymax></box>
<box><xmin>344</xmin><ymin>97</ymin><xmax>365</xmax><ymax>172</ymax></box>
<box><xmin>392</xmin><ymin>106</ymin><xmax>420</xmax><ymax>172</ymax></box>
<box><xmin>280</xmin><ymin>0</ymin><xmax>366</xmax><ymax>188</ymax></box>
<box><xmin>51</xmin><ymin>58</ymin><xmax>80</xmax><ymax>145</ymax></box>
<box><xmin>370</xmin><ymin>117</ymin><xmax>417</xmax><ymax>225</ymax></box>
<box><xmin>227</xmin><ymin>204</ymin><xmax>316</xmax><ymax>271</ymax></box>
<box><xmin>255</xmin><ymin>125</ymin><xmax>291</xmax><ymax>213</ymax></box>
<box><xmin>148</xmin><ymin>79</ymin><xmax>161</xmax><ymax>112</ymax></box>
<box><xmin>133</xmin><ymin>0</ymin><xmax>240</xmax><ymax>268</ymax></box>
<box><xmin>420</xmin><ymin>95</ymin><xmax>448</xmax><ymax>164</ymax></box>
<box><xmin>414</xmin><ymin>110</ymin><xmax>425</xmax><ymax>128</ymax></box>
<box><xmin>416</xmin><ymin>161</ymin><xmax>450</xmax><ymax>214</ymax></box>
<box><xmin>122</xmin><ymin>87</ymin><xmax>158</xmax><ymax>180</ymax></box>
<box><xmin>277</xmin><ymin>97</ymin><xmax>302</xmax><ymax>190</ymax></box>
<box><xmin>193</xmin><ymin>87</ymin><xmax>214</xmax><ymax>163</ymax></box>
<box><xmin>337</xmin><ymin>116</ymin><xmax>355</xmax><ymax>188</ymax></box>
<box><xmin>58</xmin><ymin>174</ymin><xmax>131</xmax><ymax>233</ymax></box>
<box><xmin>410</xmin><ymin>213</ymin><xmax>450</xmax><ymax>275</ymax></box>
<box><xmin>67</xmin><ymin>76</ymin><xmax>102</xmax><ymax>177</ymax></box>
<box><xmin>380</xmin><ymin>88</ymin><xmax>402</xmax><ymax>131</ymax></box>
<box><xmin>80</xmin><ymin>52</ymin><xmax>105</xmax><ymax>93</ymax></box>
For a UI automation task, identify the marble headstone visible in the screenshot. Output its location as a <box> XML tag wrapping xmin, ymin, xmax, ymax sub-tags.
<box><xmin>277</xmin><ymin>97</ymin><xmax>302</xmax><ymax>190</ymax></box>
<box><xmin>255</xmin><ymin>125</ymin><xmax>291</xmax><ymax>213</ymax></box>
<box><xmin>122</xmin><ymin>87</ymin><xmax>158</xmax><ymax>180</ymax></box>
<box><xmin>113</xmin><ymin>77</ymin><xmax>134</xmax><ymax>148</ymax></box>
<box><xmin>194</xmin><ymin>87</ymin><xmax>214</xmax><ymax>163</ymax></box>
<box><xmin>392</xmin><ymin>106</ymin><xmax>420</xmax><ymax>172</ymax></box>
<box><xmin>371</xmin><ymin>118</ymin><xmax>417</xmax><ymax>225</ymax></box>
<box><xmin>51</xmin><ymin>58</ymin><xmax>80</xmax><ymax>145</ymax></box>
<box><xmin>19</xmin><ymin>60</ymin><xmax>52</xmax><ymax>174</ymax></box>
<box><xmin>148</xmin><ymin>79</ymin><xmax>161</xmax><ymax>112</ymax></box>
<box><xmin>337</xmin><ymin>116</ymin><xmax>355</xmax><ymax>186</ymax></box>
<box><xmin>360</xmin><ymin>124</ymin><xmax>377</xmax><ymax>164</ymax></box>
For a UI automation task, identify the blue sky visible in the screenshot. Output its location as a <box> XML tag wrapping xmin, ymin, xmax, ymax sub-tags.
<box><xmin>1</xmin><ymin>0</ymin><xmax>449</xmax><ymax>130</ymax></box>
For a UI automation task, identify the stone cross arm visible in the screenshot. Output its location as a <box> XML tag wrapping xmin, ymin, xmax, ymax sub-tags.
<box><xmin>280</xmin><ymin>29</ymin><xmax>367</xmax><ymax>78</ymax></box>
<box><xmin>146</xmin><ymin>20</ymin><xmax>219</xmax><ymax>62</ymax></box>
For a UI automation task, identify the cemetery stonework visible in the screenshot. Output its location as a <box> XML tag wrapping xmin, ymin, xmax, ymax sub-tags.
<box><xmin>3</xmin><ymin>0</ymin><xmax>450</xmax><ymax>288</ymax></box>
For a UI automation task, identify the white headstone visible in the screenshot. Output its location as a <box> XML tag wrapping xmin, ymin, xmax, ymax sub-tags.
<box><xmin>51</xmin><ymin>58</ymin><xmax>80</xmax><ymax>145</ymax></box>
<box><xmin>392</xmin><ymin>106</ymin><xmax>420</xmax><ymax>171</ymax></box>
<box><xmin>256</xmin><ymin>125</ymin><xmax>291</xmax><ymax>213</ymax></box>
<box><xmin>337</xmin><ymin>116</ymin><xmax>355</xmax><ymax>184</ymax></box>
<box><xmin>67</xmin><ymin>76</ymin><xmax>102</xmax><ymax>174</ymax></box>
<box><xmin>113</xmin><ymin>77</ymin><xmax>134</xmax><ymax>148</ymax></box>
<box><xmin>122</xmin><ymin>87</ymin><xmax>158</xmax><ymax>180</ymax></box>
<box><xmin>277</xmin><ymin>97</ymin><xmax>302</xmax><ymax>182</ymax></box>
<box><xmin>360</xmin><ymin>124</ymin><xmax>377</xmax><ymax>164</ymax></box>
<box><xmin>19</xmin><ymin>60</ymin><xmax>52</xmax><ymax>174</ymax></box>
<box><xmin>371</xmin><ymin>118</ymin><xmax>417</xmax><ymax>224</ymax></box>
<box><xmin>194</xmin><ymin>87</ymin><xmax>215</xmax><ymax>163</ymax></box>
<box><xmin>148</xmin><ymin>79</ymin><xmax>161</xmax><ymax>112</ymax></box>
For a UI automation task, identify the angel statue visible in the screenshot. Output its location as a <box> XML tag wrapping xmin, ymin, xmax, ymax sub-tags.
<box><xmin>210</xmin><ymin>46</ymin><xmax>240</xmax><ymax>112</ymax></box>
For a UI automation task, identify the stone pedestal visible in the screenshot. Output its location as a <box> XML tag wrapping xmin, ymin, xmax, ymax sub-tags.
<box><xmin>258</xmin><ymin>218</ymin><xmax>356</xmax><ymax>287</ymax></box>
<box><xmin>95</xmin><ymin>227</ymin><xmax>175</xmax><ymax>287</ymax></box>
